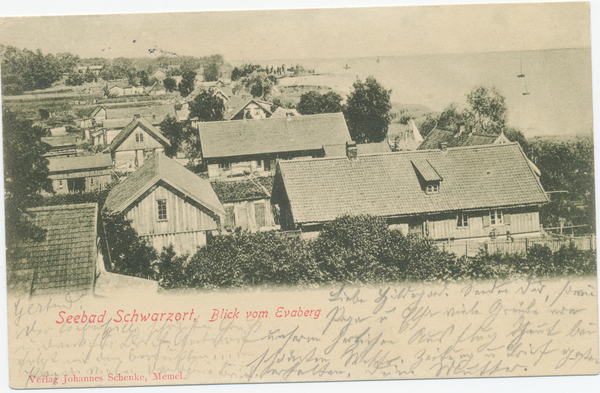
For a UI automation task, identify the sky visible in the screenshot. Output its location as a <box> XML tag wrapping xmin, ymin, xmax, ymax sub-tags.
<box><xmin>0</xmin><ymin>1</ymin><xmax>591</xmax><ymax>61</ymax></box>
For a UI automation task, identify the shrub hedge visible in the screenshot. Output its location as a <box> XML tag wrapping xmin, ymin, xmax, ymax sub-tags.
<box><xmin>155</xmin><ymin>215</ymin><xmax>597</xmax><ymax>290</ymax></box>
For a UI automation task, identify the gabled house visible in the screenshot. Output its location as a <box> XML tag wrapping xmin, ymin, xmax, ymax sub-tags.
<box><xmin>226</xmin><ymin>97</ymin><xmax>273</xmax><ymax>120</ymax></box>
<box><xmin>108</xmin><ymin>85</ymin><xmax>125</xmax><ymax>97</ymax></box>
<box><xmin>90</xmin><ymin>106</ymin><xmax>108</xmax><ymax>123</ymax></box>
<box><xmin>105</xmin><ymin>115</ymin><xmax>171</xmax><ymax>171</ymax></box>
<box><xmin>41</xmin><ymin>135</ymin><xmax>79</xmax><ymax>158</ymax></box>
<box><xmin>151</xmin><ymin>69</ymin><xmax>167</xmax><ymax>81</ymax></box>
<box><xmin>104</xmin><ymin>153</ymin><xmax>225</xmax><ymax>255</ymax></box>
<box><xmin>48</xmin><ymin>154</ymin><xmax>114</xmax><ymax>194</ymax></box>
<box><xmin>272</xmin><ymin>143</ymin><xmax>549</xmax><ymax>241</ymax></box>
<box><xmin>213</xmin><ymin>87</ymin><xmax>233</xmax><ymax>102</ymax></box>
<box><xmin>418</xmin><ymin>125</ymin><xmax>510</xmax><ymax>150</ymax></box>
<box><xmin>6</xmin><ymin>204</ymin><xmax>101</xmax><ymax>296</ymax></box>
<box><xmin>198</xmin><ymin>112</ymin><xmax>352</xmax><ymax>178</ymax></box>
<box><xmin>388</xmin><ymin>119</ymin><xmax>423</xmax><ymax>151</ymax></box>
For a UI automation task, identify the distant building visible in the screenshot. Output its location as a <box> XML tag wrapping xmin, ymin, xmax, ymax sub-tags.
<box><xmin>42</xmin><ymin>135</ymin><xmax>79</xmax><ymax>158</ymax></box>
<box><xmin>47</xmin><ymin>154</ymin><xmax>114</xmax><ymax>194</ymax></box>
<box><xmin>108</xmin><ymin>85</ymin><xmax>125</xmax><ymax>97</ymax></box>
<box><xmin>198</xmin><ymin>112</ymin><xmax>352</xmax><ymax>178</ymax></box>
<box><xmin>418</xmin><ymin>125</ymin><xmax>510</xmax><ymax>150</ymax></box>
<box><xmin>90</xmin><ymin>106</ymin><xmax>108</xmax><ymax>123</ymax></box>
<box><xmin>105</xmin><ymin>115</ymin><xmax>171</xmax><ymax>171</ymax></box>
<box><xmin>272</xmin><ymin>143</ymin><xmax>549</xmax><ymax>241</ymax></box>
<box><xmin>104</xmin><ymin>154</ymin><xmax>225</xmax><ymax>255</ymax></box>
<box><xmin>388</xmin><ymin>119</ymin><xmax>423</xmax><ymax>151</ymax></box>
<box><xmin>226</xmin><ymin>97</ymin><xmax>273</xmax><ymax>120</ymax></box>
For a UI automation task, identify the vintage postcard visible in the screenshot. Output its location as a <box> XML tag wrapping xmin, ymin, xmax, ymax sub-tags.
<box><xmin>1</xmin><ymin>1</ymin><xmax>598</xmax><ymax>392</ymax></box>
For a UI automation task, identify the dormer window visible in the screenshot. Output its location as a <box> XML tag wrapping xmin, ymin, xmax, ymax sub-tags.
<box><xmin>426</xmin><ymin>183</ymin><xmax>439</xmax><ymax>194</ymax></box>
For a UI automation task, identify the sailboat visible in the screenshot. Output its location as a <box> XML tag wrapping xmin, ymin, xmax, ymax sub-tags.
<box><xmin>376</xmin><ymin>58</ymin><xmax>380</xmax><ymax>63</ymax></box>
<box><xmin>522</xmin><ymin>83</ymin><xmax>530</xmax><ymax>96</ymax></box>
<box><xmin>517</xmin><ymin>58</ymin><xmax>525</xmax><ymax>78</ymax></box>
<box><xmin>343</xmin><ymin>63</ymin><xmax>351</xmax><ymax>70</ymax></box>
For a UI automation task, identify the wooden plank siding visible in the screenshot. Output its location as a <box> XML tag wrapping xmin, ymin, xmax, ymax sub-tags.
<box><xmin>115</xmin><ymin>125</ymin><xmax>165</xmax><ymax>152</ymax></box>
<box><xmin>50</xmin><ymin>170</ymin><xmax>112</xmax><ymax>194</ymax></box>
<box><xmin>222</xmin><ymin>199</ymin><xmax>276</xmax><ymax>232</ymax></box>
<box><xmin>123</xmin><ymin>183</ymin><xmax>220</xmax><ymax>254</ymax></box>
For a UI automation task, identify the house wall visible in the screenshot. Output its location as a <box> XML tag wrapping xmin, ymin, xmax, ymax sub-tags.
<box><xmin>231</xmin><ymin>103</ymin><xmax>270</xmax><ymax>120</ymax></box>
<box><xmin>420</xmin><ymin>207</ymin><xmax>541</xmax><ymax>241</ymax></box>
<box><xmin>207</xmin><ymin>159</ymin><xmax>276</xmax><ymax>178</ymax></box>
<box><xmin>223</xmin><ymin>199</ymin><xmax>276</xmax><ymax>232</ymax></box>
<box><xmin>113</xmin><ymin>126</ymin><xmax>166</xmax><ymax>170</ymax></box>
<box><xmin>124</xmin><ymin>183</ymin><xmax>220</xmax><ymax>254</ymax></box>
<box><xmin>49</xmin><ymin>169</ymin><xmax>112</xmax><ymax>194</ymax></box>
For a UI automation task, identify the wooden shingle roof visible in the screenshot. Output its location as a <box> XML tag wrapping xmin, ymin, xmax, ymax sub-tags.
<box><xmin>418</xmin><ymin>128</ymin><xmax>501</xmax><ymax>150</ymax></box>
<box><xmin>10</xmin><ymin>204</ymin><xmax>98</xmax><ymax>296</ymax></box>
<box><xmin>274</xmin><ymin>143</ymin><xmax>548</xmax><ymax>225</ymax></box>
<box><xmin>48</xmin><ymin>154</ymin><xmax>113</xmax><ymax>173</ymax></box>
<box><xmin>107</xmin><ymin>116</ymin><xmax>171</xmax><ymax>153</ymax></box>
<box><xmin>104</xmin><ymin>153</ymin><xmax>225</xmax><ymax>216</ymax></box>
<box><xmin>199</xmin><ymin>112</ymin><xmax>351</xmax><ymax>159</ymax></box>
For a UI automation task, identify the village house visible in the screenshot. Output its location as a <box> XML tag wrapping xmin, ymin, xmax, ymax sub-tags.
<box><xmin>103</xmin><ymin>154</ymin><xmax>225</xmax><ymax>255</ymax></box>
<box><xmin>198</xmin><ymin>112</ymin><xmax>352</xmax><ymax>179</ymax></box>
<box><xmin>47</xmin><ymin>154</ymin><xmax>114</xmax><ymax>194</ymax></box>
<box><xmin>76</xmin><ymin>65</ymin><xmax>103</xmax><ymax>75</ymax></box>
<box><xmin>387</xmin><ymin>119</ymin><xmax>424</xmax><ymax>151</ymax></box>
<box><xmin>108</xmin><ymin>85</ymin><xmax>125</xmax><ymax>97</ymax></box>
<box><xmin>41</xmin><ymin>135</ymin><xmax>79</xmax><ymax>158</ymax></box>
<box><xmin>6</xmin><ymin>203</ymin><xmax>157</xmax><ymax>296</ymax></box>
<box><xmin>211</xmin><ymin>178</ymin><xmax>278</xmax><ymax>232</ymax></box>
<box><xmin>90</xmin><ymin>106</ymin><xmax>108</xmax><ymax>123</ymax></box>
<box><xmin>418</xmin><ymin>124</ymin><xmax>510</xmax><ymax>150</ymax></box>
<box><xmin>105</xmin><ymin>115</ymin><xmax>171</xmax><ymax>171</ymax></box>
<box><xmin>226</xmin><ymin>97</ymin><xmax>273</xmax><ymax>120</ymax></box>
<box><xmin>272</xmin><ymin>143</ymin><xmax>549</xmax><ymax>241</ymax></box>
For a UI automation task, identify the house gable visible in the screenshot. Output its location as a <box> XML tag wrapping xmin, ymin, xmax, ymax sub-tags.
<box><xmin>115</xmin><ymin>125</ymin><xmax>166</xmax><ymax>152</ymax></box>
<box><xmin>108</xmin><ymin>116</ymin><xmax>171</xmax><ymax>153</ymax></box>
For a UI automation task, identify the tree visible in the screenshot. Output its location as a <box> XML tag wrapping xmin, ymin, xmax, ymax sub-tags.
<box><xmin>158</xmin><ymin>115</ymin><xmax>186</xmax><ymax>155</ymax></box>
<box><xmin>464</xmin><ymin>85</ymin><xmax>507</xmax><ymax>134</ymax></box>
<box><xmin>297</xmin><ymin>91</ymin><xmax>343</xmax><ymax>115</ymax></box>
<box><xmin>100</xmin><ymin>209</ymin><xmax>158</xmax><ymax>280</ymax></box>
<box><xmin>178</xmin><ymin>70</ymin><xmax>197</xmax><ymax>97</ymax></box>
<box><xmin>65</xmin><ymin>72</ymin><xmax>84</xmax><ymax>86</ymax></box>
<box><xmin>344</xmin><ymin>76</ymin><xmax>393</xmax><ymax>143</ymax></box>
<box><xmin>3</xmin><ymin>109</ymin><xmax>52</xmax><ymax>259</ymax></box>
<box><xmin>163</xmin><ymin>77</ymin><xmax>177</xmax><ymax>92</ymax></box>
<box><xmin>188</xmin><ymin>89</ymin><xmax>225</xmax><ymax>122</ymax></box>
<box><xmin>138</xmin><ymin>70</ymin><xmax>150</xmax><ymax>86</ymax></box>
<box><xmin>203</xmin><ymin>54</ymin><xmax>224</xmax><ymax>82</ymax></box>
<box><xmin>234</xmin><ymin>71</ymin><xmax>278</xmax><ymax>99</ymax></box>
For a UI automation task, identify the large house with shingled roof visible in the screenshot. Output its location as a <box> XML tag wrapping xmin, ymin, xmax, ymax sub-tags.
<box><xmin>104</xmin><ymin>153</ymin><xmax>225</xmax><ymax>255</ymax></box>
<box><xmin>105</xmin><ymin>115</ymin><xmax>171</xmax><ymax>171</ymax></box>
<box><xmin>198</xmin><ymin>112</ymin><xmax>352</xmax><ymax>178</ymax></box>
<box><xmin>418</xmin><ymin>125</ymin><xmax>510</xmax><ymax>150</ymax></box>
<box><xmin>272</xmin><ymin>142</ymin><xmax>549</xmax><ymax>241</ymax></box>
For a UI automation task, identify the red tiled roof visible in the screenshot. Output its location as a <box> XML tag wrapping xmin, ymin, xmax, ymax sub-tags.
<box><xmin>274</xmin><ymin>143</ymin><xmax>548</xmax><ymax>225</ymax></box>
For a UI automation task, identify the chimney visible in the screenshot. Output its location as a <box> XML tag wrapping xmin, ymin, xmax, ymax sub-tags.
<box><xmin>134</xmin><ymin>114</ymin><xmax>141</xmax><ymax>119</ymax></box>
<box><xmin>346</xmin><ymin>141</ymin><xmax>358</xmax><ymax>159</ymax></box>
<box><xmin>440</xmin><ymin>142</ymin><xmax>448</xmax><ymax>151</ymax></box>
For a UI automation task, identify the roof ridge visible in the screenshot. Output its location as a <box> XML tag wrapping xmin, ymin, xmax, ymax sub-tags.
<box><xmin>26</xmin><ymin>203</ymin><xmax>98</xmax><ymax>212</ymax></box>
<box><xmin>214</xmin><ymin>111</ymin><xmax>344</xmax><ymax>126</ymax></box>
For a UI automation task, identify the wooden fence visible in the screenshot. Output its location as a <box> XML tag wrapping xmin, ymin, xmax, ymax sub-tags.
<box><xmin>437</xmin><ymin>235</ymin><xmax>596</xmax><ymax>258</ymax></box>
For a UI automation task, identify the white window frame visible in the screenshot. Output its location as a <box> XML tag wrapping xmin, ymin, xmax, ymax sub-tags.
<box><xmin>426</xmin><ymin>183</ymin><xmax>439</xmax><ymax>194</ymax></box>
<box><xmin>490</xmin><ymin>210</ymin><xmax>503</xmax><ymax>226</ymax></box>
<box><xmin>457</xmin><ymin>212</ymin><xmax>468</xmax><ymax>227</ymax></box>
<box><xmin>157</xmin><ymin>199</ymin><xmax>168</xmax><ymax>221</ymax></box>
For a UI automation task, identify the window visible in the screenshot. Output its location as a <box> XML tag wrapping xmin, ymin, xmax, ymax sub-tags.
<box><xmin>135</xmin><ymin>133</ymin><xmax>144</xmax><ymax>142</ymax></box>
<box><xmin>457</xmin><ymin>213</ymin><xmax>468</xmax><ymax>227</ymax></box>
<box><xmin>254</xmin><ymin>108</ymin><xmax>260</xmax><ymax>116</ymax></box>
<box><xmin>58</xmin><ymin>180</ymin><xmax>63</xmax><ymax>189</ymax></box>
<box><xmin>490</xmin><ymin>210</ymin><xmax>503</xmax><ymax>225</ymax></box>
<box><xmin>219</xmin><ymin>162</ymin><xmax>231</xmax><ymax>170</ymax></box>
<box><xmin>157</xmin><ymin>199</ymin><xmax>167</xmax><ymax>221</ymax></box>
<box><xmin>90</xmin><ymin>177</ymin><xmax>94</xmax><ymax>186</ymax></box>
<box><xmin>256</xmin><ymin>160</ymin><xmax>263</xmax><ymax>168</ymax></box>
<box><xmin>426</xmin><ymin>183</ymin><xmax>439</xmax><ymax>194</ymax></box>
